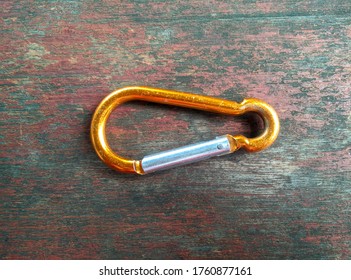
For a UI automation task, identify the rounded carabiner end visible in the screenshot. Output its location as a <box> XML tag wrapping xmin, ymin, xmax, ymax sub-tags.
<box><xmin>232</xmin><ymin>98</ymin><xmax>280</xmax><ymax>152</ymax></box>
<box><xmin>90</xmin><ymin>88</ymin><xmax>144</xmax><ymax>174</ymax></box>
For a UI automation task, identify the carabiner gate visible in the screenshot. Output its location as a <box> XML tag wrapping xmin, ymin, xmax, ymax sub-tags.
<box><xmin>90</xmin><ymin>86</ymin><xmax>280</xmax><ymax>174</ymax></box>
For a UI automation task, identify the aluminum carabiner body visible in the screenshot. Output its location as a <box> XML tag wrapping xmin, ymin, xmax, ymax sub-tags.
<box><xmin>90</xmin><ymin>86</ymin><xmax>280</xmax><ymax>174</ymax></box>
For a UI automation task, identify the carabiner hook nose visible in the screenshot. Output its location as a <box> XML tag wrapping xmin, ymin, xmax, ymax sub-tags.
<box><xmin>231</xmin><ymin>97</ymin><xmax>280</xmax><ymax>152</ymax></box>
<box><xmin>90</xmin><ymin>86</ymin><xmax>280</xmax><ymax>174</ymax></box>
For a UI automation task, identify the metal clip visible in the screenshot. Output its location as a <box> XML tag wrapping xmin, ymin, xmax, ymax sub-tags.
<box><xmin>90</xmin><ymin>86</ymin><xmax>280</xmax><ymax>174</ymax></box>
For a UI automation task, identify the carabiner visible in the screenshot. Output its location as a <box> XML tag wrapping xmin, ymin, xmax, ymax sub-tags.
<box><xmin>91</xmin><ymin>86</ymin><xmax>280</xmax><ymax>174</ymax></box>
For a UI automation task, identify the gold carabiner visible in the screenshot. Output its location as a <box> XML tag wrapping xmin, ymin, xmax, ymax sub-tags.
<box><xmin>90</xmin><ymin>86</ymin><xmax>280</xmax><ymax>174</ymax></box>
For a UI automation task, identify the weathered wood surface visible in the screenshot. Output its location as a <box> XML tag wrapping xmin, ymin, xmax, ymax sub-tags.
<box><xmin>1</xmin><ymin>0</ymin><xmax>350</xmax><ymax>259</ymax></box>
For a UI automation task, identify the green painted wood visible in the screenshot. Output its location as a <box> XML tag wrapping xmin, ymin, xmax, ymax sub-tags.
<box><xmin>1</xmin><ymin>0</ymin><xmax>350</xmax><ymax>259</ymax></box>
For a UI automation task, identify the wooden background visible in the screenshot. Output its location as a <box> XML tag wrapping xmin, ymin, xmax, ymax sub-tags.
<box><xmin>1</xmin><ymin>0</ymin><xmax>350</xmax><ymax>259</ymax></box>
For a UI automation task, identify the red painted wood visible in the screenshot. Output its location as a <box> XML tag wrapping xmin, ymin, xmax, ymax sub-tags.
<box><xmin>1</xmin><ymin>0</ymin><xmax>350</xmax><ymax>259</ymax></box>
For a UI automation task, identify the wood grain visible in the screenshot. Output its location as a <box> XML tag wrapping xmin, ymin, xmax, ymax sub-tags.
<box><xmin>1</xmin><ymin>0</ymin><xmax>350</xmax><ymax>259</ymax></box>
